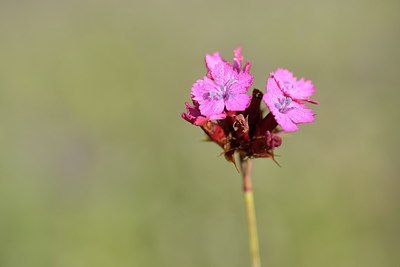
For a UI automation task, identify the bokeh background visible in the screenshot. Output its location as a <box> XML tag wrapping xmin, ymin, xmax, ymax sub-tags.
<box><xmin>1</xmin><ymin>0</ymin><xmax>399</xmax><ymax>266</ymax></box>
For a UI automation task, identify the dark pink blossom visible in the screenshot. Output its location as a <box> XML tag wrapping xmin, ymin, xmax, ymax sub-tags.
<box><xmin>263</xmin><ymin>69</ymin><xmax>316</xmax><ymax>132</ymax></box>
<box><xmin>271</xmin><ymin>68</ymin><xmax>318</xmax><ymax>104</ymax></box>
<box><xmin>191</xmin><ymin>60</ymin><xmax>253</xmax><ymax>117</ymax></box>
<box><xmin>205</xmin><ymin>52</ymin><xmax>225</xmax><ymax>73</ymax></box>
<box><xmin>182</xmin><ymin>49</ymin><xmax>318</xmax><ymax>167</ymax></box>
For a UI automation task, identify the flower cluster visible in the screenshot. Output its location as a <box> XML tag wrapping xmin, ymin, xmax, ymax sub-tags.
<box><xmin>182</xmin><ymin>48</ymin><xmax>318</xmax><ymax>166</ymax></box>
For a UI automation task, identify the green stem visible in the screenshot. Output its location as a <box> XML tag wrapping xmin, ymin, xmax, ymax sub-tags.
<box><xmin>240</xmin><ymin>157</ymin><xmax>261</xmax><ymax>267</ymax></box>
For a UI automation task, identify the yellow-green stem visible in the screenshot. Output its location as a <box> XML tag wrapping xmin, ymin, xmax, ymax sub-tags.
<box><xmin>240</xmin><ymin>158</ymin><xmax>261</xmax><ymax>267</ymax></box>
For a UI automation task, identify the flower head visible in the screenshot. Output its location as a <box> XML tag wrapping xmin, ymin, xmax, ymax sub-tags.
<box><xmin>263</xmin><ymin>69</ymin><xmax>317</xmax><ymax>132</ymax></box>
<box><xmin>191</xmin><ymin>63</ymin><xmax>253</xmax><ymax>116</ymax></box>
<box><xmin>191</xmin><ymin>49</ymin><xmax>253</xmax><ymax>118</ymax></box>
<box><xmin>182</xmin><ymin>49</ymin><xmax>319</xmax><ymax>167</ymax></box>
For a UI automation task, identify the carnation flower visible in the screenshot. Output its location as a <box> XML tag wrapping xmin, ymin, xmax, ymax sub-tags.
<box><xmin>191</xmin><ymin>63</ymin><xmax>253</xmax><ymax>117</ymax></box>
<box><xmin>263</xmin><ymin>69</ymin><xmax>317</xmax><ymax>132</ymax></box>
<box><xmin>181</xmin><ymin>50</ymin><xmax>319</xmax><ymax>267</ymax></box>
<box><xmin>182</xmin><ymin>49</ymin><xmax>318</xmax><ymax>165</ymax></box>
<box><xmin>190</xmin><ymin>49</ymin><xmax>253</xmax><ymax>118</ymax></box>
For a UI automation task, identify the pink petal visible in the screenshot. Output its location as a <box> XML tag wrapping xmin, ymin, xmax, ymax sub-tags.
<box><xmin>211</xmin><ymin>62</ymin><xmax>237</xmax><ymax>86</ymax></box>
<box><xmin>286</xmin><ymin>102</ymin><xmax>315</xmax><ymax>124</ymax></box>
<box><xmin>191</xmin><ymin>77</ymin><xmax>218</xmax><ymax>102</ymax></box>
<box><xmin>273</xmin><ymin>68</ymin><xmax>297</xmax><ymax>85</ymax></box>
<box><xmin>294</xmin><ymin>78</ymin><xmax>316</xmax><ymax>101</ymax></box>
<box><xmin>233</xmin><ymin>47</ymin><xmax>243</xmax><ymax>71</ymax></box>
<box><xmin>199</xmin><ymin>99</ymin><xmax>225</xmax><ymax>116</ymax></box>
<box><xmin>205</xmin><ymin>52</ymin><xmax>225</xmax><ymax>73</ymax></box>
<box><xmin>272</xmin><ymin>68</ymin><xmax>316</xmax><ymax>102</ymax></box>
<box><xmin>273</xmin><ymin>113</ymin><xmax>299</xmax><ymax>132</ymax></box>
<box><xmin>243</xmin><ymin>61</ymin><xmax>251</xmax><ymax>73</ymax></box>
<box><xmin>263</xmin><ymin>74</ymin><xmax>285</xmax><ymax>114</ymax></box>
<box><xmin>229</xmin><ymin>71</ymin><xmax>253</xmax><ymax>94</ymax></box>
<box><xmin>225</xmin><ymin>93</ymin><xmax>251</xmax><ymax>111</ymax></box>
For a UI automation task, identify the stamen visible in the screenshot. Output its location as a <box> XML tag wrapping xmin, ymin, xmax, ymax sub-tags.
<box><xmin>276</xmin><ymin>96</ymin><xmax>295</xmax><ymax>114</ymax></box>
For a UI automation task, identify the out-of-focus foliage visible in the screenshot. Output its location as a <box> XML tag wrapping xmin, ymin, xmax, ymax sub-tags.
<box><xmin>0</xmin><ymin>0</ymin><xmax>399</xmax><ymax>266</ymax></box>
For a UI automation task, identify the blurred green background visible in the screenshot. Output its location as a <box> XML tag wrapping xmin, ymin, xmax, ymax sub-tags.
<box><xmin>1</xmin><ymin>0</ymin><xmax>399</xmax><ymax>266</ymax></box>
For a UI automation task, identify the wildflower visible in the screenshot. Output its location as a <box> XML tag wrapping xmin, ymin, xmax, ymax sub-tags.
<box><xmin>182</xmin><ymin>49</ymin><xmax>318</xmax><ymax>166</ymax></box>
<box><xmin>181</xmin><ymin>50</ymin><xmax>319</xmax><ymax>267</ymax></box>
<box><xmin>191</xmin><ymin>49</ymin><xmax>253</xmax><ymax>118</ymax></box>
<box><xmin>263</xmin><ymin>69</ymin><xmax>317</xmax><ymax>132</ymax></box>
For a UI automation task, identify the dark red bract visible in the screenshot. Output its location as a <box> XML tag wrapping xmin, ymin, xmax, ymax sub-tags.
<box><xmin>192</xmin><ymin>88</ymin><xmax>282</xmax><ymax>167</ymax></box>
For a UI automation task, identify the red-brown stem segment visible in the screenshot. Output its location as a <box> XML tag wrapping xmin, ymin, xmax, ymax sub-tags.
<box><xmin>240</xmin><ymin>157</ymin><xmax>261</xmax><ymax>267</ymax></box>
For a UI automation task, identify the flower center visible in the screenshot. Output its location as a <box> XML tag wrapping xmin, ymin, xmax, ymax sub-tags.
<box><xmin>203</xmin><ymin>79</ymin><xmax>235</xmax><ymax>101</ymax></box>
<box><xmin>275</xmin><ymin>96</ymin><xmax>295</xmax><ymax>114</ymax></box>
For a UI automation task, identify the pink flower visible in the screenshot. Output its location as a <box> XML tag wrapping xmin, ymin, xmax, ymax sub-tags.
<box><xmin>205</xmin><ymin>52</ymin><xmax>224</xmax><ymax>73</ymax></box>
<box><xmin>182</xmin><ymin>49</ymin><xmax>320</xmax><ymax>165</ymax></box>
<box><xmin>191</xmin><ymin>49</ymin><xmax>253</xmax><ymax>117</ymax></box>
<box><xmin>263</xmin><ymin>69</ymin><xmax>317</xmax><ymax>132</ymax></box>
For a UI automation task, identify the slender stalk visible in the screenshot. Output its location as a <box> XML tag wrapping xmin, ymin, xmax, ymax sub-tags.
<box><xmin>240</xmin><ymin>157</ymin><xmax>261</xmax><ymax>267</ymax></box>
